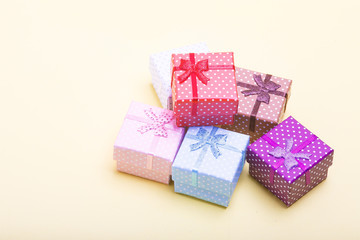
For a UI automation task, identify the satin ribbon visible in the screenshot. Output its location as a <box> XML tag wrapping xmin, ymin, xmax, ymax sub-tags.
<box><xmin>126</xmin><ymin>108</ymin><xmax>178</xmax><ymax>170</ymax></box>
<box><xmin>186</xmin><ymin>127</ymin><xmax>242</xmax><ymax>187</ymax></box>
<box><xmin>237</xmin><ymin>74</ymin><xmax>288</xmax><ymax>132</ymax></box>
<box><xmin>261</xmin><ymin>134</ymin><xmax>318</xmax><ymax>185</ymax></box>
<box><xmin>173</xmin><ymin>53</ymin><xmax>234</xmax><ymax>116</ymax></box>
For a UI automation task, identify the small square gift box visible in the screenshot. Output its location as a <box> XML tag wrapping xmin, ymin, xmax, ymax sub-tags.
<box><xmin>220</xmin><ymin>67</ymin><xmax>292</xmax><ymax>143</ymax></box>
<box><xmin>246</xmin><ymin>116</ymin><xmax>334</xmax><ymax>206</ymax></box>
<box><xmin>113</xmin><ymin>101</ymin><xmax>186</xmax><ymax>184</ymax></box>
<box><xmin>149</xmin><ymin>42</ymin><xmax>209</xmax><ymax>110</ymax></box>
<box><xmin>171</xmin><ymin>52</ymin><xmax>238</xmax><ymax>127</ymax></box>
<box><xmin>172</xmin><ymin>126</ymin><xmax>249</xmax><ymax>207</ymax></box>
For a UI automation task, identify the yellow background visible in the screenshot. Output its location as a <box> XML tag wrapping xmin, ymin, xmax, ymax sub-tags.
<box><xmin>1</xmin><ymin>0</ymin><xmax>359</xmax><ymax>239</ymax></box>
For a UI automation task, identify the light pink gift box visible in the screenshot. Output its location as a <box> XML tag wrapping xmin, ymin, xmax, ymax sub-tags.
<box><xmin>113</xmin><ymin>101</ymin><xmax>186</xmax><ymax>184</ymax></box>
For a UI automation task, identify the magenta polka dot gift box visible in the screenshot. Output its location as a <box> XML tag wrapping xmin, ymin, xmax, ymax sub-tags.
<box><xmin>221</xmin><ymin>67</ymin><xmax>292</xmax><ymax>143</ymax></box>
<box><xmin>246</xmin><ymin>116</ymin><xmax>334</xmax><ymax>207</ymax></box>
<box><xmin>113</xmin><ymin>101</ymin><xmax>186</xmax><ymax>184</ymax></box>
<box><xmin>170</xmin><ymin>52</ymin><xmax>238</xmax><ymax>127</ymax></box>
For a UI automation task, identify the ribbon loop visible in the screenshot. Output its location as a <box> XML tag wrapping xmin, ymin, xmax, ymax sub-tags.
<box><xmin>137</xmin><ymin>108</ymin><xmax>173</xmax><ymax>137</ymax></box>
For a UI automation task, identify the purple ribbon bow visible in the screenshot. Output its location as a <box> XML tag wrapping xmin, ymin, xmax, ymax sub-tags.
<box><xmin>241</xmin><ymin>74</ymin><xmax>282</xmax><ymax>104</ymax></box>
<box><xmin>137</xmin><ymin>108</ymin><xmax>173</xmax><ymax>138</ymax></box>
<box><xmin>237</xmin><ymin>74</ymin><xmax>288</xmax><ymax>132</ymax></box>
<box><xmin>268</xmin><ymin>138</ymin><xmax>312</xmax><ymax>171</ymax></box>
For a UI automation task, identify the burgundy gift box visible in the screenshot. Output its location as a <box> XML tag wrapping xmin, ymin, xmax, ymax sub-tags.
<box><xmin>246</xmin><ymin>116</ymin><xmax>334</xmax><ymax>206</ymax></box>
<box><xmin>220</xmin><ymin>67</ymin><xmax>292</xmax><ymax>143</ymax></box>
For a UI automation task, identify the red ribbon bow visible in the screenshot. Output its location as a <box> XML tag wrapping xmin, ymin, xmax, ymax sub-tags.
<box><xmin>177</xmin><ymin>59</ymin><xmax>210</xmax><ymax>85</ymax></box>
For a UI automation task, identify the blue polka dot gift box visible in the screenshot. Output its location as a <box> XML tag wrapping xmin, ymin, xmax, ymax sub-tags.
<box><xmin>149</xmin><ymin>43</ymin><xmax>209</xmax><ymax>110</ymax></box>
<box><xmin>113</xmin><ymin>101</ymin><xmax>186</xmax><ymax>184</ymax></box>
<box><xmin>220</xmin><ymin>67</ymin><xmax>292</xmax><ymax>143</ymax></box>
<box><xmin>171</xmin><ymin>52</ymin><xmax>239</xmax><ymax>127</ymax></box>
<box><xmin>246</xmin><ymin>116</ymin><xmax>334</xmax><ymax>206</ymax></box>
<box><xmin>172</xmin><ymin>126</ymin><xmax>250</xmax><ymax>207</ymax></box>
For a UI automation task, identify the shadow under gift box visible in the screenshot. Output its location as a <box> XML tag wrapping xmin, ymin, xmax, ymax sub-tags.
<box><xmin>113</xmin><ymin>101</ymin><xmax>186</xmax><ymax>184</ymax></box>
<box><xmin>172</xmin><ymin>126</ymin><xmax>250</xmax><ymax>207</ymax></box>
<box><xmin>171</xmin><ymin>52</ymin><xmax>239</xmax><ymax>127</ymax></box>
<box><xmin>220</xmin><ymin>67</ymin><xmax>292</xmax><ymax>143</ymax></box>
<box><xmin>149</xmin><ymin>42</ymin><xmax>209</xmax><ymax>110</ymax></box>
<box><xmin>246</xmin><ymin>116</ymin><xmax>334</xmax><ymax>207</ymax></box>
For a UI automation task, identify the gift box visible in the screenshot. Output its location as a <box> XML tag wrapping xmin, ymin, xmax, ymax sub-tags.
<box><xmin>220</xmin><ymin>67</ymin><xmax>292</xmax><ymax>143</ymax></box>
<box><xmin>172</xmin><ymin>126</ymin><xmax>249</xmax><ymax>207</ymax></box>
<box><xmin>149</xmin><ymin>43</ymin><xmax>209</xmax><ymax>110</ymax></box>
<box><xmin>113</xmin><ymin>101</ymin><xmax>186</xmax><ymax>184</ymax></box>
<box><xmin>246</xmin><ymin>116</ymin><xmax>334</xmax><ymax>206</ymax></box>
<box><xmin>171</xmin><ymin>52</ymin><xmax>239</xmax><ymax>127</ymax></box>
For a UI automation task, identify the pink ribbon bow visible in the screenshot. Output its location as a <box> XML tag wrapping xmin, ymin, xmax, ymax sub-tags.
<box><xmin>177</xmin><ymin>58</ymin><xmax>210</xmax><ymax>85</ymax></box>
<box><xmin>137</xmin><ymin>108</ymin><xmax>173</xmax><ymax>138</ymax></box>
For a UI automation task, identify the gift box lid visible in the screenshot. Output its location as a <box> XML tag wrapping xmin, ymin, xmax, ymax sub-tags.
<box><xmin>172</xmin><ymin>126</ymin><xmax>249</xmax><ymax>197</ymax></box>
<box><xmin>114</xmin><ymin>101</ymin><xmax>185</xmax><ymax>162</ymax></box>
<box><xmin>247</xmin><ymin>116</ymin><xmax>334</xmax><ymax>183</ymax></box>
<box><xmin>149</xmin><ymin>43</ymin><xmax>209</xmax><ymax>103</ymax></box>
<box><xmin>235</xmin><ymin>67</ymin><xmax>292</xmax><ymax>123</ymax></box>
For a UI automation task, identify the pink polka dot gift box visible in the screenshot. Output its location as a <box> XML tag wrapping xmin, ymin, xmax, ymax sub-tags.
<box><xmin>221</xmin><ymin>67</ymin><xmax>292</xmax><ymax>143</ymax></box>
<box><xmin>246</xmin><ymin>116</ymin><xmax>334</xmax><ymax>207</ymax></box>
<box><xmin>172</xmin><ymin>126</ymin><xmax>249</xmax><ymax>207</ymax></box>
<box><xmin>113</xmin><ymin>101</ymin><xmax>186</xmax><ymax>184</ymax></box>
<box><xmin>171</xmin><ymin>52</ymin><xmax>238</xmax><ymax>127</ymax></box>
<box><xmin>149</xmin><ymin>42</ymin><xmax>209</xmax><ymax>110</ymax></box>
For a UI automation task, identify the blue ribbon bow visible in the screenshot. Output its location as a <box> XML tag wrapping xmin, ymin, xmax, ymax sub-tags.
<box><xmin>189</xmin><ymin>127</ymin><xmax>227</xmax><ymax>158</ymax></box>
<box><xmin>186</xmin><ymin>127</ymin><xmax>242</xmax><ymax>187</ymax></box>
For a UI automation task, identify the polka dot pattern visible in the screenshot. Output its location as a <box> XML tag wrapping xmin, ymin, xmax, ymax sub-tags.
<box><xmin>172</xmin><ymin>126</ymin><xmax>249</xmax><ymax>207</ymax></box>
<box><xmin>248</xmin><ymin>152</ymin><xmax>333</xmax><ymax>206</ymax></box>
<box><xmin>221</xmin><ymin>113</ymin><xmax>278</xmax><ymax>143</ymax></box>
<box><xmin>115</xmin><ymin>149</ymin><xmax>171</xmax><ymax>184</ymax></box>
<box><xmin>174</xmin><ymin>182</ymin><xmax>231</xmax><ymax>207</ymax></box>
<box><xmin>149</xmin><ymin>43</ymin><xmax>209</xmax><ymax>109</ymax></box>
<box><xmin>114</xmin><ymin>102</ymin><xmax>186</xmax><ymax>184</ymax></box>
<box><xmin>220</xmin><ymin>67</ymin><xmax>292</xmax><ymax>143</ymax></box>
<box><xmin>175</xmin><ymin>114</ymin><xmax>234</xmax><ymax>127</ymax></box>
<box><xmin>246</xmin><ymin>116</ymin><xmax>334</xmax><ymax>206</ymax></box>
<box><xmin>171</xmin><ymin>52</ymin><xmax>238</xmax><ymax>126</ymax></box>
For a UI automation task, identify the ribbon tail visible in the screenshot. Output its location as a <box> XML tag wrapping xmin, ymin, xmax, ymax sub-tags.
<box><xmin>269</xmin><ymin>168</ymin><xmax>275</xmax><ymax>184</ymax></box>
<box><xmin>154</xmin><ymin>126</ymin><xmax>168</xmax><ymax>137</ymax></box>
<box><xmin>241</xmin><ymin>89</ymin><xmax>261</xmax><ymax>96</ymax></box>
<box><xmin>305</xmin><ymin>171</ymin><xmax>311</xmax><ymax>185</ymax></box>
<box><xmin>137</xmin><ymin>124</ymin><xmax>151</xmax><ymax>134</ymax></box>
<box><xmin>210</xmin><ymin>144</ymin><xmax>221</xmax><ymax>159</ymax></box>
<box><xmin>190</xmin><ymin>141</ymin><xmax>206</xmax><ymax>151</ymax></box>
<box><xmin>257</xmin><ymin>92</ymin><xmax>270</xmax><ymax>104</ymax></box>
<box><xmin>196</xmin><ymin>72</ymin><xmax>210</xmax><ymax>85</ymax></box>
